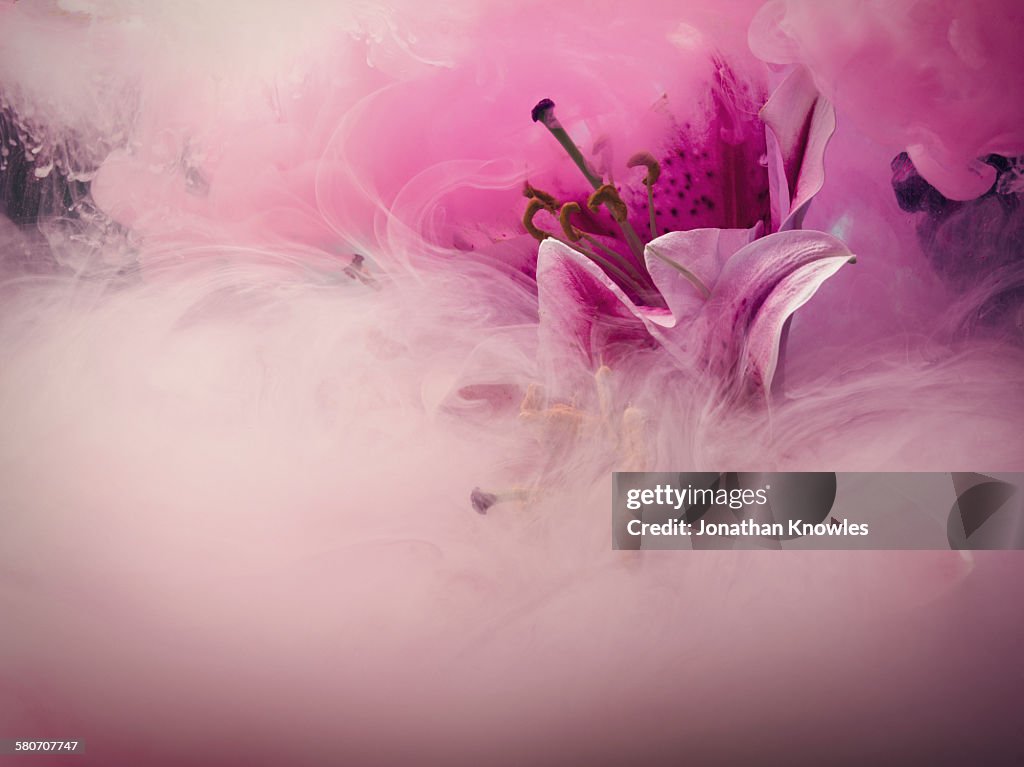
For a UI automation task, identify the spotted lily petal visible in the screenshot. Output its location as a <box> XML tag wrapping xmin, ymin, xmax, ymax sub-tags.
<box><xmin>536</xmin><ymin>239</ymin><xmax>653</xmax><ymax>373</ymax></box>
<box><xmin>695</xmin><ymin>229</ymin><xmax>854</xmax><ymax>390</ymax></box>
<box><xmin>761</xmin><ymin>67</ymin><xmax>837</xmax><ymax>231</ymax></box>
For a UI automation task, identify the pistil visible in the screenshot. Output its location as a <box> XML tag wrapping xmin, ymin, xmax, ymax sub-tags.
<box><xmin>531</xmin><ymin>99</ymin><xmax>603</xmax><ymax>189</ymax></box>
<box><xmin>531</xmin><ymin>99</ymin><xmax>648</xmax><ymax>263</ymax></box>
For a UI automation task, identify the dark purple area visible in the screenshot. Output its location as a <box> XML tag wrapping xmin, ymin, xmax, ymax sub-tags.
<box><xmin>891</xmin><ymin>152</ymin><xmax>1024</xmax><ymax>337</ymax></box>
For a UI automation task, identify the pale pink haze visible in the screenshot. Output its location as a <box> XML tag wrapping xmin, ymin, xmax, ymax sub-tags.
<box><xmin>0</xmin><ymin>1</ymin><xmax>1022</xmax><ymax>766</ymax></box>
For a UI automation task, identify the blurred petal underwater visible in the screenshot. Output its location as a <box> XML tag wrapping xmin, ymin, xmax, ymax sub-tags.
<box><xmin>749</xmin><ymin>0</ymin><xmax>1024</xmax><ymax>202</ymax></box>
<box><xmin>1</xmin><ymin>1</ymin><xmax>1024</xmax><ymax>766</ymax></box>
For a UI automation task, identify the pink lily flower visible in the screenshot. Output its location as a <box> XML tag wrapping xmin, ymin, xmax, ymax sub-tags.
<box><xmin>75</xmin><ymin>1</ymin><xmax>853</xmax><ymax>401</ymax></box>
<box><xmin>533</xmin><ymin>66</ymin><xmax>853</xmax><ymax>398</ymax></box>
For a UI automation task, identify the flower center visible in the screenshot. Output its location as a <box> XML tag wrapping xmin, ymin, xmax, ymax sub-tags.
<box><xmin>525</xmin><ymin>98</ymin><xmax>712</xmax><ymax>306</ymax></box>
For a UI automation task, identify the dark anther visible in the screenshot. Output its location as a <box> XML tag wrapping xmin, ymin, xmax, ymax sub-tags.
<box><xmin>471</xmin><ymin>488</ymin><xmax>498</xmax><ymax>515</ymax></box>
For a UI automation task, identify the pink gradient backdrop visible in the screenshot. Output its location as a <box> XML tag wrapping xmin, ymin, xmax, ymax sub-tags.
<box><xmin>1</xmin><ymin>1</ymin><xmax>1022</xmax><ymax>764</ymax></box>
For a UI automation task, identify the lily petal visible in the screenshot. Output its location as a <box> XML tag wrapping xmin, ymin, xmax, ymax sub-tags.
<box><xmin>643</xmin><ymin>228</ymin><xmax>754</xmax><ymax>327</ymax></box>
<box><xmin>696</xmin><ymin>229</ymin><xmax>854</xmax><ymax>387</ymax></box>
<box><xmin>536</xmin><ymin>239</ymin><xmax>653</xmax><ymax>372</ymax></box>
<box><xmin>761</xmin><ymin>67</ymin><xmax>837</xmax><ymax>231</ymax></box>
<box><xmin>743</xmin><ymin>254</ymin><xmax>854</xmax><ymax>396</ymax></box>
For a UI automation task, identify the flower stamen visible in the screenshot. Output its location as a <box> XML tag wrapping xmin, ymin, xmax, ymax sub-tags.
<box><xmin>558</xmin><ymin>201</ymin><xmax>585</xmax><ymax>243</ymax></box>
<box><xmin>626</xmin><ymin>152</ymin><xmax>661</xmax><ymax>186</ymax></box>
<box><xmin>524</xmin><ymin>194</ymin><xmax>640</xmax><ymax>293</ymax></box>
<box><xmin>523</xmin><ymin>181</ymin><xmax>558</xmax><ymax>211</ymax></box>
<box><xmin>587</xmin><ymin>183</ymin><xmax>646</xmax><ymax>260</ymax></box>
<box><xmin>523</xmin><ymin>197</ymin><xmax>555</xmax><ymax>241</ymax></box>
<box><xmin>628</xmin><ymin>152</ymin><xmax>661</xmax><ymax>240</ymax></box>
<box><xmin>587</xmin><ymin>184</ymin><xmax>629</xmax><ymax>222</ymax></box>
<box><xmin>470</xmin><ymin>486</ymin><xmax>530</xmax><ymax>514</ymax></box>
<box><xmin>559</xmin><ymin>201</ymin><xmax>653</xmax><ymax>293</ymax></box>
